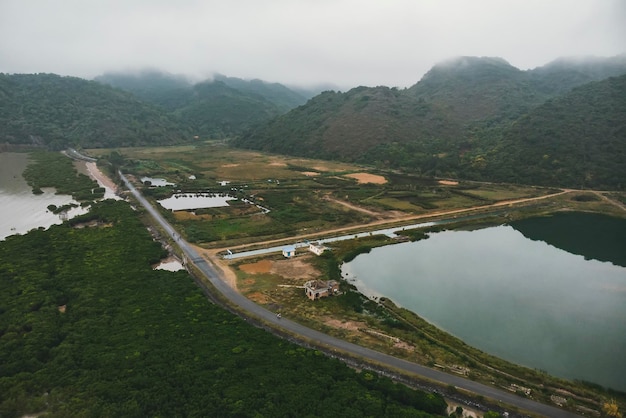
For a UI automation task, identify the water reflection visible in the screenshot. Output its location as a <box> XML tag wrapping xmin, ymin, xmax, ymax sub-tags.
<box><xmin>343</xmin><ymin>221</ymin><xmax>626</xmax><ymax>391</ymax></box>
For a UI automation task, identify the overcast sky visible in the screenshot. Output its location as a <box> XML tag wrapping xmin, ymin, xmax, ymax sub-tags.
<box><xmin>1</xmin><ymin>0</ymin><xmax>625</xmax><ymax>88</ymax></box>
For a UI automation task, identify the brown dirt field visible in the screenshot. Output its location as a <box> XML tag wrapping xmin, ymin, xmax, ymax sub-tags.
<box><xmin>345</xmin><ymin>173</ymin><xmax>387</xmax><ymax>184</ymax></box>
<box><xmin>301</xmin><ymin>171</ymin><xmax>320</xmax><ymax>177</ymax></box>
<box><xmin>313</xmin><ymin>165</ymin><xmax>330</xmax><ymax>171</ymax></box>
<box><xmin>269</xmin><ymin>162</ymin><xmax>287</xmax><ymax>166</ymax></box>
<box><xmin>240</xmin><ymin>259</ymin><xmax>272</xmax><ymax>274</ymax></box>
<box><xmin>270</xmin><ymin>258</ymin><xmax>320</xmax><ymax>280</ymax></box>
<box><xmin>239</xmin><ymin>258</ymin><xmax>320</xmax><ymax>280</ymax></box>
<box><xmin>221</xmin><ymin>163</ymin><xmax>239</xmax><ymax>168</ymax></box>
<box><xmin>173</xmin><ymin>211</ymin><xmax>212</xmax><ymax>221</ymax></box>
<box><xmin>324</xmin><ymin>318</ymin><xmax>366</xmax><ymax>331</ymax></box>
<box><xmin>438</xmin><ymin>180</ymin><xmax>459</xmax><ymax>186</ymax></box>
<box><xmin>248</xmin><ymin>292</ymin><xmax>270</xmax><ymax>304</ymax></box>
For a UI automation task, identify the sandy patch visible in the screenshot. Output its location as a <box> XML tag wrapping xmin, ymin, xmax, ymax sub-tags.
<box><xmin>85</xmin><ymin>162</ymin><xmax>118</xmax><ymax>193</ymax></box>
<box><xmin>438</xmin><ymin>180</ymin><xmax>459</xmax><ymax>186</ymax></box>
<box><xmin>221</xmin><ymin>163</ymin><xmax>239</xmax><ymax>168</ymax></box>
<box><xmin>313</xmin><ymin>166</ymin><xmax>330</xmax><ymax>172</ymax></box>
<box><xmin>301</xmin><ymin>171</ymin><xmax>320</xmax><ymax>177</ymax></box>
<box><xmin>58</xmin><ymin>305</ymin><xmax>66</xmax><ymax>313</ymax></box>
<box><xmin>269</xmin><ymin>162</ymin><xmax>287</xmax><ymax>166</ymax></box>
<box><xmin>345</xmin><ymin>173</ymin><xmax>387</xmax><ymax>184</ymax></box>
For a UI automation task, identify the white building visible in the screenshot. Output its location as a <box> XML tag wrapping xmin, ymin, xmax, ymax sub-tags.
<box><xmin>282</xmin><ymin>245</ymin><xmax>296</xmax><ymax>258</ymax></box>
<box><xmin>308</xmin><ymin>242</ymin><xmax>327</xmax><ymax>256</ymax></box>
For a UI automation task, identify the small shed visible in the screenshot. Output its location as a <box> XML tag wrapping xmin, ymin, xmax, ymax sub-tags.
<box><xmin>309</xmin><ymin>242</ymin><xmax>327</xmax><ymax>256</ymax></box>
<box><xmin>282</xmin><ymin>245</ymin><xmax>296</xmax><ymax>258</ymax></box>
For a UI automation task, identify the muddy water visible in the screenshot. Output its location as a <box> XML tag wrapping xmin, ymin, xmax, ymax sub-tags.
<box><xmin>0</xmin><ymin>152</ymin><xmax>86</xmax><ymax>240</ymax></box>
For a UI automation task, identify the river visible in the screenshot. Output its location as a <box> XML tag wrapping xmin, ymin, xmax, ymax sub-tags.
<box><xmin>342</xmin><ymin>213</ymin><xmax>626</xmax><ymax>391</ymax></box>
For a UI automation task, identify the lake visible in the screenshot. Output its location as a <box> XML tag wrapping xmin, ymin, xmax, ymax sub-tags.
<box><xmin>342</xmin><ymin>213</ymin><xmax>626</xmax><ymax>391</ymax></box>
<box><xmin>0</xmin><ymin>152</ymin><xmax>87</xmax><ymax>240</ymax></box>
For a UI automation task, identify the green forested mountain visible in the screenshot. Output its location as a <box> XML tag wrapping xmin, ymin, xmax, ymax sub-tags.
<box><xmin>486</xmin><ymin>74</ymin><xmax>626</xmax><ymax>188</ymax></box>
<box><xmin>0</xmin><ymin>73</ymin><xmax>188</xmax><ymax>149</ymax></box>
<box><xmin>234</xmin><ymin>55</ymin><xmax>626</xmax><ymax>188</ymax></box>
<box><xmin>527</xmin><ymin>54</ymin><xmax>626</xmax><ymax>96</ymax></box>
<box><xmin>96</xmin><ymin>71</ymin><xmax>309</xmax><ymax>137</ymax></box>
<box><xmin>235</xmin><ymin>86</ymin><xmax>460</xmax><ymax>161</ymax></box>
<box><xmin>406</xmin><ymin>56</ymin><xmax>543</xmax><ymax>125</ymax></box>
<box><xmin>213</xmin><ymin>74</ymin><xmax>310</xmax><ymax>112</ymax></box>
<box><xmin>94</xmin><ymin>70</ymin><xmax>194</xmax><ymax>110</ymax></box>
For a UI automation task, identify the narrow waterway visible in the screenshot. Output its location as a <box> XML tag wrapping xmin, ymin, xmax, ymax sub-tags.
<box><xmin>342</xmin><ymin>216</ymin><xmax>626</xmax><ymax>391</ymax></box>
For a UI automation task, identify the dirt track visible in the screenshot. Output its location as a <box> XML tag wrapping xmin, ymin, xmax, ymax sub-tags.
<box><xmin>202</xmin><ymin>189</ymin><xmax>576</xmax><ymax>290</ymax></box>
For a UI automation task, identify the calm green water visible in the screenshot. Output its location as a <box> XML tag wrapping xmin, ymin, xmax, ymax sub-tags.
<box><xmin>343</xmin><ymin>213</ymin><xmax>626</xmax><ymax>391</ymax></box>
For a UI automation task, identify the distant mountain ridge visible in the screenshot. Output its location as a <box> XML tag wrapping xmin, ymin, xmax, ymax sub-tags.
<box><xmin>95</xmin><ymin>71</ymin><xmax>311</xmax><ymax>137</ymax></box>
<box><xmin>234</xmin><ymin>54</ymin><xmax>626</xmax><ymax>189</ymax></box>
<box><xmin>2</xmin><ymin>55</ymin><xmax>625</xmax><ymax>189</ymax></box>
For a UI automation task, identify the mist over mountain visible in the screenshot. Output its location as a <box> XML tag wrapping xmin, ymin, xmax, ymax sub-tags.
<box><xmin>234</xmin><ymin>55</ymin><xmax>626</xmax><ymax>189</ymax></box>
<box><xmin>95</xmin><ymin>71</ymin><xmax>310</xmax><ymax>138</ymax></box>
<box><xmin>2</xmin><ymin>55</ymin><xmax>625</xmax><ymax>189</ymax></box>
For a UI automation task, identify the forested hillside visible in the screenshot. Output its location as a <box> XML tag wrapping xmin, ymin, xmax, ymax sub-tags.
<box><xmin>0</xmin><ymin>73</ymin><xmax>188</xmax><ymax>149</ymax></box>
<box><xmin>486</xmin><ymin>74</ymin><xmax>626</xmax><ymax>188</ymax></box>
<box><xmin>234</xmin><ymin>55</ymin><xmax>626</xmax><ymax>189</ymax></box>
<box><xmin>235</xmin><ymin>86</ymin><xmax>460</xmax><ymax>161</ymax></box>
<box><xmin>96</xmin><ymin>71</ymin><xmax>309</xmax><ymax>137</ymax></box>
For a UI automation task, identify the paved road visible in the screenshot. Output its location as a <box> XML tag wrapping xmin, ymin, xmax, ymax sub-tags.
<box><xmin>120</xmin><ymin>172</ymin><xmax>581</xmax><ymax>418</ymax></box>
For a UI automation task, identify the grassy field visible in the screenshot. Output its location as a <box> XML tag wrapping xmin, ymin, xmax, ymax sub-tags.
<box><xmin>89</xmin><ymin>142</ymin><xmax>578</xmax><ymax>248</ymax></box>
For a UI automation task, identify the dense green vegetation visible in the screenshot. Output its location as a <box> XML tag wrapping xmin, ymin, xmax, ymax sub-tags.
<box><xmin>234</xmin><ymin>55</ymin><xmax>626</xmax><ymax>189</ymax></box>
<box><xmin>0</xmin><ymin>73</ymin><xmax>188</xmax><ymax>149</ymax></box>
<box><xmin>22</xmin><ymin>151</ymin><xmax>103</xmax><ymax>201</ymax></box>
<box><xmin>486</xmin><ymin>75</ymin><xmax>626</xmax><ymax>188</ymax></box>
<box><xmin>95</xmin><ymin>71</ymin><xmax>310</xmax><ymax>138</ymax></box>
<box><xmin>0</xmin><ymin>200</ymin><xmax>447</xmax><ymax>417</ymax></box>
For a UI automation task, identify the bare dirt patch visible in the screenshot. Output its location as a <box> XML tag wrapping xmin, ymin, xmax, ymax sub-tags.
<box><xmin>173</xmin><ymin>211</ymin><xmax>212</xmax><ymax>221</ymax></box>
<box><xmin>221</xmin><ymin>163</ymin><xmax>239</xmax><ymax>168</ymax></box>
<box><xmin>313</xmin><ymin>165</ymin><xmax>330</xmax><ymax>172</ymax></box>
<box><xmin>345</xmin><ymin>173</ymin><xmax>387</xmax><ymax>184</ymax></box>
<box><xmin>301</xmin><ymin>171</ymin><xmax>320</xmax><ymax>177</ymax></box>
<box><xmin>248</xmin><ymin>292</ymin><xmax>270</xmax><ymax>304</ymax></box>
<box><xmin>270</xmin><ymin>258</ymin><xmax>320</xmax><ymax>280</ymax></box>
<box><xmin>269</xmin><ymin>162</ymin><xmax>287</xmax><ymax>166</ymax></box>
<box><xmin>240</xmin><ymin>259</ymin><xmax>272</xmax><ymax>274</ymax></box>
<box><xmin>324</xmin><ymin>318</ymin><xmax>367</xmax><ymax>331</ymax></box>
<box><xmin>438</xmin><ymin>180</ymin><xmax>459</xmax><ymax>186</ymax></box>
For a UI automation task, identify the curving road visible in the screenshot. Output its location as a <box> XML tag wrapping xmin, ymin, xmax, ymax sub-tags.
<box><xmin>119</xmin><ymin>171</ymin><xmax>581</xmax><ymax>418</ymax></box>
